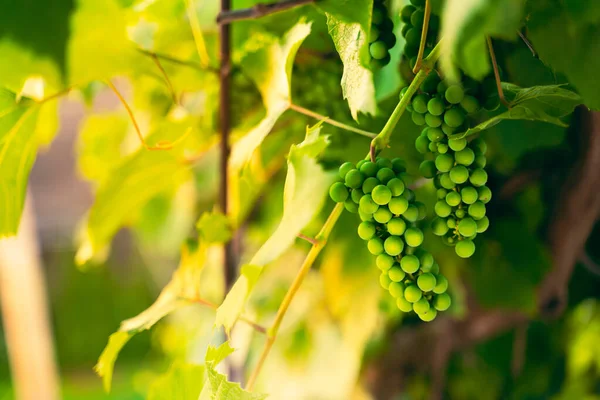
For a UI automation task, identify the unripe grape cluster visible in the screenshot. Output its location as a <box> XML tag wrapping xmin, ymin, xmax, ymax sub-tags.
<box><xmin>369</xmin><ymin>0</ymin><xmax>396</xmax><ymax>69</ymax></box>
<box><xmin>415</xmin><ymin>128</ymin><xmax>492</xmax><ymax>258</ymax></box>
<box><xmin>400</xmin><ymin>0</ymin><xmax>440</xmax><ymax>71</ymax></box>
<box><xmin>329</xmin><ymin>157</ymin><xmax>451</xmax><ymax>321</ymax></box>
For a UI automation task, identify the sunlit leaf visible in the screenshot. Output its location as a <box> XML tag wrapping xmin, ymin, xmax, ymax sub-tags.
<box><xmin>199</xmin><ymin>363</ymin><xmax>267</xmax><ymax>400</ymax></box>
<box><xmin>94</xmin><ymin>331</ymin><xmax>132</xmax><ymax>393</ymax></box>
<box><xmin>205</xmin><ymin>342</ymin><xmax>235</xmax><ymax>365</ymax></box>
<box><xmin>216</xmin><ymin>123</ymin><xmax>336</xmax><ymax>332</ymax></box>
<box><xmin>319</xmin><ymin>0</ymin><xmax>376</xmax><ymax>119</ymax></box>
<box><xmin>147</xmin><ymin>362</ymin><xmax>206</xmax><ymax>400</ymax></box>
<box><xmin>196</xmin><ymin>211</ymin><xmax>232</xmax><ymax>244</ymax></box>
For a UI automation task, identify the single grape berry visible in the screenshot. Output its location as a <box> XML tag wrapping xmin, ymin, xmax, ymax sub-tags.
<box><xmin>339</xmin><ymin>162</ymin><xmax>355</xmax><ymax>179</ymax></box>
<box><xmin>468</xmin><ymin>201</ymin><xmax>486</xmax><ymax>220</ymax></box>
<box><xmin>455</xmin><ymin>239</ymin><xmax>475</xmax><ymax>258</ymax></box>
<box><xmin>425</xmin><ymin>113</ymin><xmax>442</xmax><ymax>128</ymax></box>
<box><xmin>455</xmin><ymin>148</ymin><xmax>475</xmax><ymax>166</ymax></box>
<box><xmin>417</xmin><ymin>308</ymin><xmax>437</xmax><ymax>322</ymax></box>
<box><xmin>351</xmin><ymin>188</ymin><xmax>363</xmax><ymax>204</ymax></box>
<box><xmin>415</xmin><ymin>135</ymin><xmax>430</xmax><ymax>155</ymax></box>
<box><xmin>433</xmin><ymin>274</ymin><xmax>448</xmax><ymax>294</ymax></box>
<box><xmin>379</xmin><ymin>273</ymin><xmax>391</xmax><ymax>290</ymax></box>
<box><xmin>434</xmin><ymin>200</ymin><xmax>452</xmax><ymax>218</ymax></box>
<box><xmin>461</xmin><ymin>186</ymin><xmax>478</xmax><ymax>204</ymax></box>
<box><xmin>384</xmin><ymin>236</ymin><xmax>404</xmax><ymax>256</ymax></box>
<box><xmin>476</xmin><ymin>216</ymin><xmax>490</xmax><ymax>233</ymax></box>
<box><xmin>376</xmin><ymin>167</ymin><xmax>395</xmax><ymax>184</ymax></box>
<box><xmin>432</xmin><ymin>217</ymin><xmax>449</xmax><ymax>236</ymax></box>
<box><xmin>433</xmin><ymin>293</ymin><xmax>452</xmax><ymax>311</ymax></box>
<box><xmin>427</xmin><ymin>127</ymin><xmax>445</xmax><ymax>142</ymax></box>
<box><xmin>427</xmin><ymin>97</ymin><xmax>445</xmax><ymax>116</ymax></box>
<box><xmin>359</xmin><ymin>194</ymin><xmax>379</xmax><ymax>214</ymax></box>
<box><xmin>362</xmin><ymin>177</ymin><xmax>379</xmax><ymax>194</ymax></box>
<box><xmin>400</xmin><ymin>5</ymin><xmax>416</xmax><ymax>23</ymax></box>
<box><xmin>405</xmin><ymin>227</ymin><xmax>424</xmax><ymax>247</ymax></box>
<box><xmin>370</xmin><ymin>41</ymin><xmax>389</xmax><ymax>60</ymax></box>
<box><xmin>443</xmin><ymin>107</ymin><xmax>465</xmax><ymax>128</ymax></box>
<box><xmin>435</xmin><ymin>154</ymin><xmax>454</xmax><ymax>173</ymax></box>
<box><xmin>358</xmin><ymin>221</ymin><xmax>376</xmax><ymax>240</ymax></box>
<box><xmin>374</xmin><ymin>207</ymin><xmax>393</xmax><ymax>223</ymax></box>
<box><xmin>458</xmin><ymin>218</ymin><xmax>477</xmax><ymax>237</ymax></box>
<box><xmin>413</xmin><ymin>298</ymin><xmax>430</xmax><ymax>314</ymax></box>
<box><xmin>402</xmin><ymin>204</ymin><xmax>419</xmax><ymax>222</ymax></box>
<box><xmin>446</xmin><ymin>191</ymin><xmax>461</xmax><ymax>207</ymax></box>
<box><xmin>389</xmin><ymin>281</ymin><xmax>405</xmax><ymax>297</ymax></box>
<box><xmin>400</xmin><ymin>254</ymin><xmax>420</xmax><ymax>273</ymax></box>
<box><xmin>368</xmin><ymin>237</ymin><xmax>385</xmax><ymax>255</ymax></box>
<box><xmin>477</xmin><ymin>186</ymin><xmax>492</xmax><ymax>203</ymax></box>
<box><xmin>417</xmin><ymin>273</ymin><xmax>436</xmax><ymax>292</ymax></box>
<box><xmin>345</xmin><ymin>169</ymin><xmax>364</xmax><ymax>189</ymax></box>
<box><xmin>412</xmin><ymin>94</ymin><xmax>429</xmax><ymax>114</ymax></box>
<box><xmin>460</xmin><ymin>95</ymin><xmax>480</xmax><ymax>113</ymax></box>
<box><xmin>439</xmin><ymin>173</ymin><xmax>456</xmax><ymax>189</ymax></box>
<box><xmin>359</xmin><ymin>161</ymin><xmax>378</xmax><ymax>177</ymax></box>
<box><xmin>387</xmin><ymin>218</ymin><xmax>407</xmax><ymax>236</ymax></box>
<box><xmin>387</xmin><ymin>178</ymin><xmax>405</xmax><ymax>196</ymax></box>
<box><xmin>372</xmin><ymin>185</ymin><xmax>392</xmax><ymax>205</ymax></box>
<box><xmin>376</xmin><ymin>254</ymin><xmax>395</xmax><ymax>271</ymax></box>
<box><xmin>445</xmin><ymin>85</ymin><xmax>465</xmax><ymax>104</ymax></box>
<box><xmin>449</xmin><ymin>165</ymin><xmax>469</xmax><ymax>184</ymax></box>
<box><xmin>396</xmin><ymin>297</ymin><xmax>413</xmax><ymax>312</ymax></box>
<box><xmin>389</xmin><ymin>266</ymin><xmax>406</xmax><ymax>282</ymax></box>
<box><xmin>404</xmin><ymin>284</ymin><xmax>423</xmax><ymax>303</ymax></box>
<box><xmin>469</xmin><ymin>168</ymin><xmax>488</xmax><ymax>186</ymax></box>
<box><xmin>344</xmin><ymin>198</ymin><xmax>358</xmax><ymax>213</ymax></box>
<box><xmin>329</xmin><ymin>182</ymin><xmax>348</xmax><ymax>203</ymax></box>
<box><xmin>448</xmin><ymin>138</ymin><xmax>467</xmax><ymax>152</ymax></box>
<box><xmin>389</xmin><ymin>196</ymin><xmax>409</xmax><ymax>215</ymax></box>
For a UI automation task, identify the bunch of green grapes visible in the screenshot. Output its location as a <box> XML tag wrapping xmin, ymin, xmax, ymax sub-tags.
<box><xmin>369</xmin><ymin>0</ymin><xmax>396</xmax><ymax>69</ymax></box>
<box><xmin>416</xmin><ymin>128</ymin><xmax>492</xmax><ymax>258</ymax></box>
<box><xmin>329</xmin><ymin>157</ymin><xmax>451</xmax><ymax>321</ymax></box>
<box><xmin>399</xmin><ymin>0</ymin><xmax>440</xmax><ymax>70</ymax></box>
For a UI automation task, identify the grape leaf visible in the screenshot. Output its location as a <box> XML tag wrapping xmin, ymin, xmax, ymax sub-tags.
<box><xmin>440</xmin><ymin>0</ymin><xmax>525</xmax><ymax>80</ymax></box>
<box><xmin>450</xmin><ymin>84</ymin><xmax>582</xmax><ymax>139</ymax></box>
<box><xmin>319</xmin><ymin>0</ymin><xmax>376</xmax><ymax>119</ymax></box>
<box><xmin>216</xmin><ymin>123</ymin><xmax>336</xmax><ymax>332</ymax></box>
<box><xmin>75</xmin><ymin>122</ymin><xmax>195</xmax><ymax>265</ymax></box>
<box><xmin>527</xmin><ymin>0</ymin><xmax>600</xmax><ymax>109</ymax></box>
<box><xmin>229</xmin><ymin>21</ymin><xmax>311</xmax><ymax>170</ymax></box>
<box><xmin>0</xmin><ymin>89</ymin><xmax>60</xmax><ymax>237</ymax></box>
<box><xmin>95</xmin><ymin>244</ymin><xmax>205</xmax><ymax>392</ymax></box>
<box><xmin>197</xmin><ymin>211</ymin><xmax>232</xmax><ymax>244</ymax></box>
<box><xmin>199</xmin><ymin>364</ymin><xmax>267</xmax><ymax>400</ymax></box>
<box><xmin>205</xmin><ymin>342</ymin><xmax>235</xmax><ymax>365</ymax></box>
<box><xmin>147</xmin><ymin>362</ymin><xmax>206</xmax><ymax>400</ymax></box>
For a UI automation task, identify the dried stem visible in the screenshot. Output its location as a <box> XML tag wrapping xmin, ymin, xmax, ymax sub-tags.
<box><xmin>297</xmin><ymin>233</ymin><xmax>319</xmax><ymax>246</ymax></box>
<box><xmin>486</xmin><ymin>36</ymin><xmax>510</xmax><ymax>108</ymax></box>
<box><xmin>412</xmin><ymin>0</ymin><xmax>432</xmax><ymax>74</ymax></box>
<box><xmin>217</xmin><ymin>0</ymin><xmax>314</xmax><ymax>24</ymax></box>
<box><xmin>149</xmin><ymin>53</ymin><xmax>179</xmax><ymax>104</ymax></box>
<box><xmin>289</xmin><ymin>103</ymin><xmax>376</xmax><ymax>139</ymax></box>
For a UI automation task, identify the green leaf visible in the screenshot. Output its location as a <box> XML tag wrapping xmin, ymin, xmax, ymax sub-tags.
<box><xmin>450</xmin><ymin>84</ymin><xmax>582</xmax><ymax>139</ymax></box>
<box><xmin>440</xmin><ymin>0</ymin><xmax>525</xmax><ymax>80</ymax></box>
<box><xmin>199</xmin><ymin>363</ymin><xmax>267</xmax><ymax>400</ymax></box>
<box><xmin>319</xmin><ymin>0</ymin><xmax>376</xmax><ymax>119</ymax></box>
<box><xmin>196</xmin><ymin>211</ymin><xmax>232</xmax><ymax>244</ymax></box>
<box><xmin>75</xmin><ymin>122</ymin><xmax>194</xmax><ymax>265</ymax></box>
<box><xmin>95</xmin><ymin>244</ymin><xmax>206</xmax><ymax>391</ymax></box>
<box><xmin>205</xmin><ymin>342</ymin><xmax>235</xmax><ymax>365</ymax></box>
<box><xmin>216</xmin><ymin>123</ymin><xmax>336</xmax><ymax>332</ymax></box>
<box><xmin>527</xmin><ymin>0</ymin><xmax>600</xmax><ymax>109</ymax></box>
<box><xmin>147</xmin><ymin>362</ymin><xmax>206</xmax><ymax>400</ymax></box>
<box><xmin>229</xmin><ymin>21</ymin><xmax>311</xmax><ymax>170</ymax></box>
<box><xmin>0</xmin><ymin>89</ymin><xmax>59</xmax><ymax>237</ymax></box>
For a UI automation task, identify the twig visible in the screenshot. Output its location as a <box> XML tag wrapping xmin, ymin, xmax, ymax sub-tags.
<box><xmin>579</xmin><ymin>251</ymin><xmax>600</xmax><ymax>277</ymax></box>
<box><xmin>517</xmin><ymin>30</ymin><xmax>537</xmax><ymax>58</ymax></box>
<box><xmin>486</xmin><ymin>36</ymin><xmax>510</xmax><ymax>108</ymax></box>
<box><xmin>217</xmin><ymin>0</ymin><xmax>314</xmax><ymax>24</ymax></box>
<box><xmin>289</xmin><ymin>103</ymin><xmax>377</xmax><ymax>139</ymax></box>
<box><xmin>412</xmin><ymin>0</ymin><xmax>432</xmax><ymax>74</ymax></box>
<box><xmin>149</xmin><ymin>53</ymin><xmax>179</xmax><ymax>105</ymax></box>
<box><xmin>246</xmin><ymin>203</ymin><xmax>345</xmax><ymax>390</ymax></box>
<box><xmin>297</xmin><ymin>233</ymin><xmax>319</xmax><ymax>246</ymax></box>
<box><xmin>185</xmin><ymin>0</ymin><xmax>211</xmax><ymax>68</ymax></box>
<box><xmin>138</xmin><ymin>49</ymin><xmax>215</xmax><ymax>72</ymax></box>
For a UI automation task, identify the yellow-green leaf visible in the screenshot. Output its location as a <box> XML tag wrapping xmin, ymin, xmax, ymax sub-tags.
<box><xmin>199</xmin><ymin>363</ymin><xmax>267</xmax><ymax>400</ymax></box>
<box><xmin>205</xmin><ymin>342</ymin><xmax>235</xmax><ymax>366</ymax></box>
<box><xmin>94</xmin><ymin>331</ymin><xmax>132</xmax><ymax>393</ymax></box>
<box><xmin>147</xmin><ymin>362</ymin><xmax>206</xmax><ymax>400</ymax></box>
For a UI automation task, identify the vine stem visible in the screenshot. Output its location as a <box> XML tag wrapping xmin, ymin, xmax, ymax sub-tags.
<box><xmin>412</xmin><ymin>0</ymin><xmax>432</xmax><ymax>74</ymax></box>
<box><xmin>486</xmin><ymin>36</ymin><xmax>510</xmax><ymax>108</ymax></box>
<box><xmin>371</xmin><ymin>41</ymin><xmax>442</xmax><ymax>153</ymax></box>
<box><xmin>289</xmin><ymin>103</ymin><xmax>377</xmax><ymax>138</ymax></box>
<box><xmin>149</xmin><ymin>54</ymin><xmax>179</xmax><ymax>105</ymax></box>
<box><xmin>217</xmin><ymin>0</ymin><xmax>314</xmax><ymax>24</ymax></box>
<box><xmin>246</xmin><ymin>203</ymin><xmax>344</xmax><ymax>390</ymax></box>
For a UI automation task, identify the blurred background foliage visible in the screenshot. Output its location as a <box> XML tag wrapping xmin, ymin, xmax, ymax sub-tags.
<box><xmin>0</xmin><ymin>0</ymin><xmax>599</xmax><ymax>398</ymax></box>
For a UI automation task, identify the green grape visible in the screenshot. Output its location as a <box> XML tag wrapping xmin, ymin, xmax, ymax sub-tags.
<box><xmin>432</xmin><ymin>217</ymin><xmax>449</xmax><ymax>236</ymax></box>
<box><xmin>436</xmin><ymin>81</ymin><xmax>447</xmax><ymax>94</ymax></box>
<box><xmin>356</xmin><ymin>159</ymin><xmax>368</xmax><ymax>169</ymax></box>
<box><xmin>344</xmin><ymin>198</ymin><xmax>358</xmax><ymax>213</ymax></box>
<box><xmin>468</xmin><ymin>201</ymin><xmax>486</xmax><ymax>220</ymax></box>
<box><xmin>474</xmin><ymin>154</ymin><xmax>487</xmax><ymax>168</ymax></box>
<box><xmin>412</xmin><ymin>94</ymin><xmax>430</xmax><ymax>114</ymax></box>
<box><xmin>387</xmin><ymin>218</ymin><xmax>407</xmax><ymax>236</ymax></box>
<box><xmin>400</xmin><ymin>255</ymin><xmax>420</xmax><ymax>274</ymax></box>
<box><xmin>421</xmin><ymin>73</ymin><xmax>440</xmax><ymax>93</ymax></box>
<box><xmin>417</xmin><ymin>273</ymin><xmax>436</xmax><ymax>292</ymax></box>
<box><xmin>389</xmin><ymin>281</ymin><xmax>405</xmax><ymax>297</ymax></box>
<box><xmin>426</xmin><ymin>127</ymin><xmax>444</xmax><ymax>142</ymax></box>
<box><xmin>374</xmin><ymin>207</ymin><xmax>393</xmax><ymax>223</ymax></box>
<box><xmin>359</xmin><ymin>210</ymin><xmax>373</xmax><ymax>222</ymax></box>
<box><xmin>410</xmin><ymin>9</ymin><xmax>425</xmax><ymax>27</ymax></box>
<box><xmin>358</xmin><ymin>221</ymin><xmax>376</xmax><ymax>240</ymax></box>
<box><xmin>430</xmin><ymin>263</ymin><xmax>440</xmax><ymax>275</ymax></box>
<box><xmin>476</xmin><ymin>216</ymin><xmax>490</xmax><ymax>233</ymax></box>
<box><xmin>401</xmin><ymin>23</ymin><xmax>411</xmax><ymax>38</ymax></box>
<box><xmin>428</xmin><ymin>142</ymin><xmax>437</xmax><ymax>152</ymax></box>
<box><xmin>434</xmin><ymin>201</ymin><xmax>452</xmax><ymax>218</ymax></box>
<box><xmin>458</xmin><ymin>218</ymin><xmax>477</xmax><ymax>237</ymax></box>
<box><xmin>427</xmin><ymin>97</ymin><xmax>445</xmax><ymax>116</ymax></box>
<box><xmin>472</xmin><ymin>138</ymin><xmax>488</xmax><ymax>155</ymax></box>
<box><xmin>359</xmin><ymin>161</ymin><xmax>378</xmax><ymax>177</ymax></box>
<box><xmin>404</xmin><ymin>284</ymin><xmax>423</xmax><ymax>303</ymax></box>
<box><xmin>345</xmin><ymin>169</ymin><xmax>365</xmax><ymax>188</ymax></box>
<box><xmin>477</xmin><ymin>186</ymin><xmax>491</xmax><ymax>203</ymax></box>
<box><xmin>372</xmin><ymin>7</ymin><xmax>384</xmax><ymax>24</ymax></box>
<box><xmin>417</xmin><ymin>308</ymin><xmax>437</xmax><ymax>322</ymax></box>
<box><xmin>415</xmin><ymin>134</ymin><xmax>430</xmax><ymax>154</ymax></box>
<box><xmin>403</xmin><ymin>188</ymin><xmax>415</xmax><ymax>202</ymax></box>
<box><xmin>396</xmin><ymin>297</ymin><xmax>413</xmax><ymax>312</ymax></box>
<box><xmin>376</xmin><ymin>254</ymin><xmax>395</xmax><ymax>271</ymax></box>
<box><xmin>455</xmin><ymin>148</ymin><xmax>475</xmax><ymax>166</ymax></box>
<box><xmin>372</xmin><ymin>185</ymin><xmax>393</xmax><ymax>205</ymax></box>
<box><xmin>448</xmin><ymin>138</ymin><xmax>467</xmax><ymax>151</ymax></box>
<box><xmin>410</xmin><ymin>0</ymin><xmax>425</xmax><ymax>7</ymax></box>
<box><xmin>455</xmin><ymin>208</ymin><xmax>466</xmax><ymax>219</ymax></box>
<box><xmin>387</xmin><ymin>178</ymin><xmax>405</xmax><ymax>196</ymax></box>
<box><xmin>392</xmin><ymin>158</ymin><xmax>407</xmax><ymax>174</ymax></box>
<box><xmin>419</xmin><ymin>251</ymin><xmax>434</xmax><ymax>270</ymax></box>
<box><xmin>402</xmin><ymin>205</ymin><xmax>419</xmax><ymax>222</ymax></box>
<box><xmin>449</xmin><ymin>165</ymin><xmax>469</xmax><ymax>184</ymax></box>
<box><xmin>413</xmin><ymin>298</ymin><xmax>430</xmax><ymax>314</ymax></box>
<box><xmin>377</xmin><ymin>157</ymin><xmax>393</xmax><ymax>170</ymax></box>
<box><xmin>384</xmin><ymin>236</ymin><xmax>404</xmax><ymax>256</ymax></box>
<box><xmin>389</xmin><ymin>266</ymin><xmax>406</xmax><ymax>282</ymax></box>
<box><xmin>359</xmin><ymin>194</ymin><xmax>379</xmax><ymax>214</ymax></box>
<box><xmin>411</xmin><ymin>111</ymin><xmax>426</xmax><ymax>126</ymax></box>
<box><xmin>405</xmin><ymin>28</ymin><xmax>421</xmax><ymax>47</ymax></box>
<box><xmin>399</xmin><ymin>86</ymin><xmax>410</xmax><ymax>99</ymax></box>
<box><xmin>368</xmin><ymin>237</ymin><xmax>385</xmax><ymax>255</ymax></box>
<box><xmin>460</xmin><ymin>186</ymin><xmax>478</xmax><ymax>204</ymax></box>
<box><xmin>405</xmin><ymin>227</ymin><xmax>424</xmax><ymax>247</ymax></box>
<box><xmin>379</xmin><ymin>273</ymin><xmax>391</xmax><ymax>290</ymax></box>
<box><xmin>438</xmin><ymin>143</ymin><xmax>449</xmax><ymax>154</ymax></box>
<box><xmin>469</xmin><ymin>168</ymin><xmax>488</xmax><ymax>188</ymax></box>
<box><xmin>425</xmin><ymin>113</ymin><xmax>442</xmax><ymax>127</ymax></box>
<box><xmin>369</xmin><ymin>26</ymin><xmax>380</xmax><ymax>43</ymax></box>
<box><xmin>446</xmin><ymin>191</ymin><xmax>462</xmax><ymax>207</ymax></box>
<box><xmin>439</xmin><ymin>173</ymin><xmax>456</xmax><ymax>189</ymax></box>
<box><xmin>339</xmin><ymin>162</ymin><xmax>355</xmax><ymax>179</ymax></box>
<box><xmin>370</xmin><ymin>41</ymin><xmax>389</xmax><ymax>60</ymax></box>
<box><xmin>389</xmin><ymin>196</ymin><xmax>409</xmax><ymax>215</ymax></box>
<box><xmin>400</xmin><ymin>5</ymin><xmax>416</xmax><ymax>23</ymax></box>
<box><xmin>443</xmin><ymin>107</ymin><xmax>465</xmax><ymax>128</ymax></box>
<box><xmin>460</xmin><ymin>95</ymin><xmax>480</xmax><ymax>113</ymax></box>
<box><xmin>433</xmin><ymin>274</ymin><xmax>448</xmax><ymax>294</ymax></box>
<box><xmin>351</xmin><ymin>188</ymin><xmax>364</xmax><ymax>204</ymax></box>
<box><xmin>419</xmin><ymin>160</ymin><xmax>437</xmax><ymax>179</ymax></box>
<box><xmin>447</xmin><ymin>218</ymin><xmax>456</xmax><ymax>228</ymax></box>
<box><xmin>415</xmin><ymin>201</ymin><xmax>427</xmax><ymax>221</ymax></box>
<box><xmin>436</xmin><ymin>188</ymin><xmax>448</xmax><ymax>199</ymax></box>
<box><xmin>435</xmin><ymin>153</ymin><xmax>454</xmax><ymax>173</ymax></box>
<box><xmin>376</xmin><ymin>167</ymin><xmax>395</xmax><ymax>184</ymax></box>
<box><xmin>441</xmin><ymin>123</ymin><xmax>455</xmax><ymax>136</ymax></box>
<box><xmin>362</xmin><ymin>177</ymin><xmax>380</xmax><ymax>194</ymax></box>
<box><xmin>433</xmin><ymin>293</ymin><xmax>451</xmax><ymax>311</ymax></box>
<box><xmin>445</xmin><ymin>85</ymin><xmax>465</xmax><ymax>104</ymax></box>
<box><xmin>329</xmin><ymin>182</ymin><xmax>349</xmax><ymax>203</ymax></box>
<box><xmin>455</xmin><ymin>239</ymin><xmax>475</xmax><ymax>258</ymax></box>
